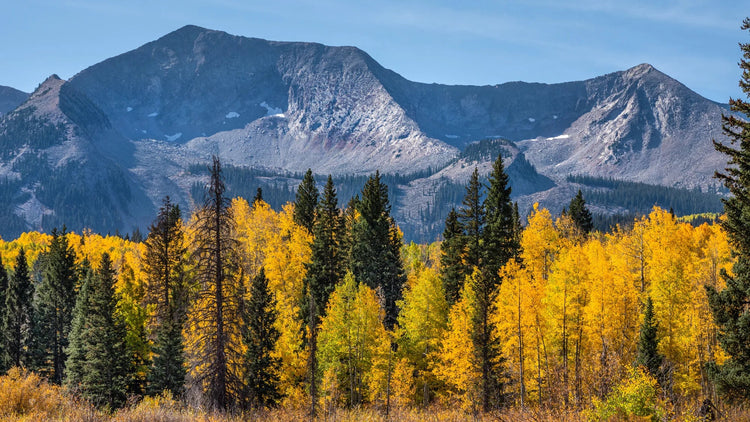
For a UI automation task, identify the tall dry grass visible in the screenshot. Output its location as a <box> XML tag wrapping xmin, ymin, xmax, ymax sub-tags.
<box><xmin>1</xmin><ymin>369</ymin><xmax>748</xmax><ymax>421</ymax></box>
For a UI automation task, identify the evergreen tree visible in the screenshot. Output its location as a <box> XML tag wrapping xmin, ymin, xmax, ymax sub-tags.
<box><xmin>34</xmin><ymin>228</ymin><xmax>78</xmax><ymax>384</ymax></box>
<box><xmin>458</xmin><ymin>168</ymin><xmax>485</xmax><ymax>270</ymax></box>
<box><xmin>190</xmin><ymin>156</ymin><xmax>241</xmax><ymax>409</ymax></box>
<box><xmin>0</xmin><ymin>253</ymin><xmax>7</xmax><ymax>374</ymax></box>
<box><xmin>294</xmin><ymin>169</ymin><xmax>319</xmax><ymax>234</ymax></box>
<box><xmin>144</xmin><ymin>197</ymin><xmax>188</xmax><ymax>396</ymax></box>
<box><xmin>636</xmin><ymin>297</ymin><xmax>663</xmax><ymax>380</ymax></box>
<box><xmin>349</xmin><ymin>171</ymin><xmax>406</xmax><ymax>329</ymax></box>
<box><xmin>241</xmin><ymin>268</ymin><xmax>281</xmax><ymax>408</ymax></box>
<box><xmin>303</xmin><ymin>175</ymin><xmax>343</xmax><ymax>416</ymax></box>
<box><xmin>3</xmin><ymin>248</ymin><xmax>33</xmax><ymax>369</ymax></box>
<box><xmin>483</xmin><ymin>153</ymin><xmax>519</xmax><ymax>282</ymax></box>
<box><xmin>64</xmin><ymin>260</ymin><xmax>92</xmax><ymax>390</ymax></box>
<box><xmin>708</xmin><ymin>17</ymin><xmax>750</xmax><ymax>402</ymax></box>
<box><xmin>65</xmin><ymin>254</ymin><xmax>129</xmax><ymax>409</ymax></box>
<box><xmin>568</xmin><ymin>190</ymin><xmax>594</xmax><ymax>235</ymax></box>
<box><xmin>253</xmin><ymin>187</ymin><xmax>264</xmax><ymax>205</ymax></box>
<box><xmin>476</xmin><ymin>153</ymin><xmax>519</xmax><ymax>411</ymax></box>
<box><xmin>441</xmin><ymin>208</ymin><xmax>466</xmax><ymax>305</ymax></box>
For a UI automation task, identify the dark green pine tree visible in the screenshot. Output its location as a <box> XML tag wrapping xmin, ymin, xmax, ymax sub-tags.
<box><xmin>253</xmin><ymin>187</ymin><xmax>264</xmax><ymax>205</ymax></box>
<box><xmin>636</xmin><ymin>297</ymin><xmax>664</xmax><ymax>380</ymax></box>
<box><xmin>303</xmin><ymin>176</ymin><xmax>343</xmax><ymax>416</ymax></box>
<box><xmin>707</xmin><ymin>17</ymin><xmax>750</xmax><ymax>402</ymax></box>
<box><xmin>64</xmin><ymin>261</ymin><xmax>93</xmax><ymax>390</ymax></box>
<box><xmin>482</xmin><ymin>153</ymin><xmax>519</xmax><ymax>282</ymax></box>
<box><xmin>66</xmin><ymin>254</ymin><xmax>129</xmax><ymax>409</ymax></box>
<box><xmin>34</xmin><ymin>228</ymin><xmax>78</xmax><ymax>384</ymax></box>
<box><xmin>0</xmin><ymin>253</ymin><xmax>7</xmax><ymax>374</ymax></box>
<box><xmin>241</xmin><ymin>268</ymin><xmax>281</xmax><ymax>408</ymax></box>
<box><xmin>294</xmin><ymin>169</ymin><xmax>319</xmax><ymax>234</ymax></box>
<box><xmin>3</xmin><ymin>248</ymin><xmax>33</xmax><ymax>369</ymax></box>
<box><xmin>568</xmin><ymin>190</ymin><xmax>594</xmax><ymax>235</ymax></box>
<box><xmin>145</xmin><ymin>197</ymin><xmax>188</xmax><ymax>397</ymax></box>
<box><xmin>458</xmin><ymin>167</ymin><xmax>485</xmax><ymax>271</ymax></box>
<box><xmin>349</xmin><ymin>171</ymin><xmax>406</xmax><ymax>329</ymax></box>
<box><xmin>440</xmin><ymin>208</ymin><xmax>466</xmax><ymax>306</ymax></box>
<box><xmin>475</xmin><ymin>153</ymin><xmax>519</xmax><ymax>411</ymax></box>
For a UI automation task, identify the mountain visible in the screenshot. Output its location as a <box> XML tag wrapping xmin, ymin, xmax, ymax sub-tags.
<box><xmin>0</xmin><ymin>25</ymin><xmax>730</xmax><ymax>241</ymax></box>
<box><xmin>0</xmin><ymin>85</ymin><xmax>28</xmax><ymax>116</ymax></box>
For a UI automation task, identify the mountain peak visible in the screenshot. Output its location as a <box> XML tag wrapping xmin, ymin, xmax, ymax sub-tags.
<box><xmin>621</xmin><ymin>63</ymin><xmax>666</xmax><ymax>81</ymax></box>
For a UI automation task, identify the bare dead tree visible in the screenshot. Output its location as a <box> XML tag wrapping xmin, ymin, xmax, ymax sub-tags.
<box><xmin>188</xmin><ymin>155</ymin><xmax>242</xmax><ymax>410</ymax></box>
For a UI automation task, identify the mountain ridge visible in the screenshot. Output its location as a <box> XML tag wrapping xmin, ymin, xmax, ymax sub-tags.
<box><xmin>0</xmin><ymin>25</ymin><xmax>730</xmax><ymax>240</ymax></box>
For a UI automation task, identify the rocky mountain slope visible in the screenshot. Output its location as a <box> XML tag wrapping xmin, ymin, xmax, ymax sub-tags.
<box><xmin>0</xmin><ymin>25</ymin><xmax>731</xmax><ymax>240</ymax></box>
<box><xmin>0</xmin><ymin>85</ymin><xmax>28</xmax><ymax>116</ymax></box>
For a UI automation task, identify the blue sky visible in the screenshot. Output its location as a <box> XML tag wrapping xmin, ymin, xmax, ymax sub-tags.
<box><xmin>0</xmin><ymin>0</ymin><xmax>747</xmax><ymax>103</ymax></box>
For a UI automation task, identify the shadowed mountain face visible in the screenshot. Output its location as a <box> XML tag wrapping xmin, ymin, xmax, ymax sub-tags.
<box><xmin>0</xmin><ymin>25</ymin><xmax>730</xmax><ymax>240</ymax></box>
<box><xmin>0</xmin><ymin>85</ymin><xmax>28</xmax><ymax>116</ymax></box>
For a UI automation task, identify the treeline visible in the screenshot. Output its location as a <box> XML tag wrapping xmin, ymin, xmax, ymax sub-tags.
<box><xmin>568</xmin><ymin>174</ymin><xmax>724</xmax><ymax>218</ymax></box>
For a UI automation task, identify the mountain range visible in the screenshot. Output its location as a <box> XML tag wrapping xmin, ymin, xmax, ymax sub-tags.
<box><xmin>0</xmin><ymin>25</ymin><xmax>731</xmax><ymax>241</ymax></box>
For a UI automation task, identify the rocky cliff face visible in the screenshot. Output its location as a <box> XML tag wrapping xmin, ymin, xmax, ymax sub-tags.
<box><xmin>0</xmin><ymin>25</ymin><xmax>730</xmax><ymax>240</ymax></box>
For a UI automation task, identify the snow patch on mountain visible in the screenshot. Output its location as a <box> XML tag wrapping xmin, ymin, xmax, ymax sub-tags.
<box><xmin>260</xmin><ymin>101</ymin><xmax>283</xmax><ymax>117</ymax></box>
<box><xmin>165</xmin><ymin>132</ymin><xmax>182</xmax><ymax>141</ymax></box>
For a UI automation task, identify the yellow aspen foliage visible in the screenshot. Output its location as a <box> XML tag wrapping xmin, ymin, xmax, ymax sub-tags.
<box><xmin>396</xmin><ymin>266</ymin><xmax>448</xmax><ymax>406</ymax></box>
<box><xmin>494</xmin><ymin>259</ymin><xmax>536</xmax><ymax>406</ymax></box>
<box><xmin>317</xmin><ymin>272</ymin><xmax>390</xmax><ymax>407</ymax></box>
<box><xmin>389</xmin><ymin>357</ymin><xmax>416</xmax><ymax>409</ymax></box>
<box><xmin>262</xmin><ymin>203</ymin><xmax>311</xmax><ymax>406</ymax></box>
<box><xmin>0</xmin><ymin>231</ymin><xmax>52</xmax><ymax>267</ymax></box>
<box><xmin>434</xmin><ymin>273</ymin><xmax>480</xmax><ymax>411</ymax></box>
<box><xmin>545</xmin><ymin>242</ymin><xmax>590</xmax><ymax>405</ymax></box>
<box><xmin>583</xmin><ymin>238</ymin><xmax>639</xmax><ymax>398</ymax></box>
<box><xmin>233</xmin><ymin>197</ymin><xmax>278</xmax><ymax>275</ymax></box>
<box><xmin>689</xmin><ymin>222</ymin><xmax>732</xmax><ymax>395</ymax></box>
<box><xmin>642</xmin><ymin>208</ymin><xmax>698</xmax><ymax>394</ymax></box>
<box><xmin>521</xmin><ymin>203</ymin><xmax>560</xmax><ymax>283</ymax></box>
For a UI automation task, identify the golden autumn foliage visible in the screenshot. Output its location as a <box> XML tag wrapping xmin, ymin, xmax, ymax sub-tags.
<box><xmin>0</xmin><ymin>200</ymin><xmax>743</xmax><ymax>419</ymax></box>
<box><xmin>494</xmin><ymin>206</ymin><xmax>733</xmax><ymax>407</ymax></box>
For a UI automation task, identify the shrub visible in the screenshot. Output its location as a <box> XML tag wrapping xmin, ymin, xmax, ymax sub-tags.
<box><xmin>589</xmin><ymin>367</ymin><xmax>669</xmax><ymax>422</ymax></box>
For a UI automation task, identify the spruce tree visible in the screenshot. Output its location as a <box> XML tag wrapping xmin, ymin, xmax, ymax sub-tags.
<box><xmin>303</xmin><ymin>175</ymin><xmax>343</xmax><ymax>416</ymax></box>
<box><xmin>483</xmin><ymin>153</ymin><xmax>518</xmax><ymax>282</ymax></box>
<box><xmin>191</xmin><ymin>155</ymin><xmax>241</xmax><ymax>409</ymax></box>
<box><xmin>441</xmin><ymin>208</ymin><xmax>466</xmax><ymax>305</ymax></box>
<box><xmin>66</xmin><ymin>254</ymin><xmax>129</xmax><ymax>409</ymax></box>
<box><xmin>294</xmin><ymin>169</ymin><xmax>319</xmax><ymax>234</ymax></box>
<box><xmin>707</xmin><ymin>17</ymin><xmax>750</xmax><ymax>402</ymax></box>
<box><xmin>34</xmin><ymin>228</ymin><xmax>78</xmax><ymax>384</ymax></box>
<box><xmin>253</xmin><ymin>187</ymin><xmax>264</xmax><ymax>205</ymax></box>
<box><xmin>568</xmin><ymin>190</ymin><xmax>594</xmax><ymax>235</ymax></box>
<box><xmin>636</xmin><ymin>297</ymin><xmax>663</xmax><ymax>380</ymax></box>
<box><xmin>144</xmin><ymin>197</ymin><xmax>187</xmax><ymax>396</ymax></box>
<box><xmin>0</xmin><ymin>254</ymin><xmax>7</xmax><ymax>374</ymax></box>
<box><xmin>64</xmin><ymin>261</ymin><xmax>92</xmax><ymax>390</ymax></box>
<box><xmin>241</xmin><ymin>268</ymin><xmax>281</xmax><ymax>408</ymax></box>
<box><xmin>349</xmin><ymin>171</ymin><xmax>406</xmax><ymax>329</ymax></box>
<box><xmin>3</xmin><ymin>248</ymin><xmax>33</xmax><ymax>369</ymax></box>
<box><xmin>476</xmin><ymin>153</ymin><xmax>519</xmax><ymax>411</ymax></box>
<box><xmin>458</xmin><ymin>168</ymin><xmax>485</xmax><ymax>271</ymax></box>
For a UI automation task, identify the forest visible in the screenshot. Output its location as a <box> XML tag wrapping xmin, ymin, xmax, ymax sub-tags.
<box><xmin>0</xmin><ymin>147</ymin><xmax>747</xmax><ymax>421</ymax></box>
